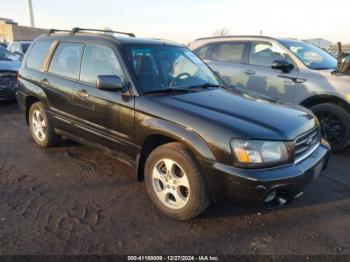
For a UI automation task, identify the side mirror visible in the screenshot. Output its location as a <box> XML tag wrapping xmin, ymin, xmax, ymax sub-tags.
<box><xmin>271</xmin><ymin>59</ymin><xmax>294</xmax><ymax>73</ymax></box>
<box><xmin>96</xmin><ymin>75</ymin><xmax>124</xmax><ymax>91</ymax></box>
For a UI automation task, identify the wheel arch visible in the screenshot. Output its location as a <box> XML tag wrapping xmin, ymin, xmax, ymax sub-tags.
<box><xmin>300</xmin><ymin>94</ymin><xmax>350</xmax><ymax>112</ymax></box>
<box><xmin>135</xmin><ymin>118</ymin><xmax>215</xmax><ymax>181</ymax></box>
<box><xmin>25</xmin><ymin>96</ymin><xmax>40</xmax><ymax>125</ymax></box>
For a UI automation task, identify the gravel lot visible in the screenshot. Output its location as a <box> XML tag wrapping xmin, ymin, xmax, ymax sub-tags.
<box><xmin>0</xmin><ymin>101</ymin><xmax>349</xmax><ymax>255</ymax></box>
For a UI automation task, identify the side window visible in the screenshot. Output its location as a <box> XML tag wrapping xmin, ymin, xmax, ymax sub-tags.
<box><xmin>194</xmin><ymin>45</ymin><xmax>211</xmax><ymax>59</ymax></box>
<box><xmin>211</xmin><ymin>42</ymin><xmax>246</xmax><ymax>63</ymax></box>
<box><xmin>26</xmin><ymin>40</ymin><xmax>53</xmax><ymax>70</ymax></box>
<box><xmin>80</xmin><ymin>44</ymin><xmax>125</xmax><ymax>84</ymax></box>
<box><xmin>14</xmin><ymin>44</ymin><xmax>21</xmax><ymax>53</ymax></box>
<box><xmin>48</xmin><ymin>43</ymin><xmax>83</xmax><ymax>79</ymax></box>
<box><xmin>8</xmin><ymin>43</ymin><xmax>19</xmax><ymax>53</ymax></box>
<box><xmin>249</xmin><ymin>42</ymin><xmax>290</xmax><ymax>67</ymax></box>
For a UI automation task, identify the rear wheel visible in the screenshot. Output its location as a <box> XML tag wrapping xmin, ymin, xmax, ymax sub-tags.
<box><xmin>144</xmin><ymin>142</ymin><xmax>210</xmax><ymax>220</ymax></box>
<box><xmin>29</xmin><ymin>102</ymin><xmax>60</xmax><ymax>147</ymax></box>
<box><xmin>310</xmin><ymin>103</ymin><xmax>350</xmax><ymax>151</ymax></box>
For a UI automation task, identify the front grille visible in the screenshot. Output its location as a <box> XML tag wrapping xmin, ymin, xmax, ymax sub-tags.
<box><xmin>0</xmin><ymin>71</ymin><xmax>17</xmax><ymax>91</ymax></box>
<box><xmin>294</xmin><ymin>127</ymin><xmax>320</xmax><ymax>163</ymax></box>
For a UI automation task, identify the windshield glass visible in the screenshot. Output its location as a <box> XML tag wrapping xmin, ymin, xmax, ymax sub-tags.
<box><xmin>0</xmin><ymin>46</ymin><xmax>18</xmax><ymax>61</ymax></box>
<box><xmin>279</xmin><ymin>40</ymin><xmax>337</xmax><ymax>70</ymax></box>
<box><xmin>125</xmin><ymin>45</ymin><xmax>220</xmax><ymax>93</ymax></box>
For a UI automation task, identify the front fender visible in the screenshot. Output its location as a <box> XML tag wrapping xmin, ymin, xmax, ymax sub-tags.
<box><xmin>136</xmin><ymin>116</ymin><xmax>215</xmax><ymax>161</ymax></box>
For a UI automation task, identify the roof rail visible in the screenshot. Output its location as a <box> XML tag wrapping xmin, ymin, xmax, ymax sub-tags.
<box><xmin>195</xmin><ymin>35</ymin><xmax>275</xmax><ymax>41</ymax></box>
<box><xmin>48</xmin><ymin>29</ymin><xmax>71</xmax><ymax>35</ymax></box>
<box><xmin>70</xmin><ymin>27</ymin><xmax>135</xmax><ymax>37</ymax></box>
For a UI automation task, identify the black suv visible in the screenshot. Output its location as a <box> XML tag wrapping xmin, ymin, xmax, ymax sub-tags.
<box><xmin>17</xmin><ymin>28</ymin><xmax>330</xmax><ymax>220</ymax></box>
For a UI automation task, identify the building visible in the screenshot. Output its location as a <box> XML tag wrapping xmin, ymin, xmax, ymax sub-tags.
<box><xmin>0</xmin><ymin>18</ymin><xmax>48</xmax><ymax>42</ymax></box>
<box><xmin>304</xmin><ymin>38</ymin><xmax>333</xmax><ymax>49</ymax></box>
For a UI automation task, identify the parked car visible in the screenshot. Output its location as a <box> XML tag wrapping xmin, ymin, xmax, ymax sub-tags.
<box><xmin>17</xmin><ymin>28</ymin><xmax>330</xmax><ymax>220</ymax></box>
<box><xmin>189</xmin><ymin>36</ymin><xmax>350</xmax><ymax>151</ymax></box>
<box><xmin>7</xmin><ymin>40</ymin><xmax>32</xmax><ymax>59</ymax></box>
<box><xmin>0</xmin><ymin>41</ymin><xmax>8</xmax><ymax>48</ymax></box>
<box><xmin>0</xmin><ymin>46</ymin><xmax>21</xmax><ymax>101</ymax></box>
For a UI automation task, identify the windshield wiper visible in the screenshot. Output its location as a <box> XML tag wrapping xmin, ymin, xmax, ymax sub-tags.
<box><xmin>143</xmin><ymin>88</ymin><xmax>195</xmax><ymax>95</ymax></box>
<box><xmin>187</xmin><ymin>82</ymin><xmax>227</xmax><ymax>90</ymax></box>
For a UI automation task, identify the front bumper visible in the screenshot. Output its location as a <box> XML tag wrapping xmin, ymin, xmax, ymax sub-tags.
<box><xmin>199</xmin><ymin>139</ymin><xmax>330</xmax><ymax>208</ymax></box>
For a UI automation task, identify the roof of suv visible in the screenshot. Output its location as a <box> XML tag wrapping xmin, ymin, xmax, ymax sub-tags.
<box><xmin>35</xmin><ymin>31</ymin><xmax>183</xmax><ymax>48</ymax></box>
<box><xmin>189</xmin><ymin>35</ymin><xmax>300</xmax><ymax>49</ymax></box>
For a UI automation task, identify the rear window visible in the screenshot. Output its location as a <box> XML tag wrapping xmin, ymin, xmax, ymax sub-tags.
<box><xmin>48</xmin><ymin>43</ymin><xmax>84</xmax><ymax>79</ymax></box>
<box><xmin>211</xmin><ymin>42</ymin><xmax>246</xmax><ymax>63</ymax></box>
<box><xmin>26</xmin><ymin>40</ymin><xmax>53</xmax><ymax>70</ymax></box>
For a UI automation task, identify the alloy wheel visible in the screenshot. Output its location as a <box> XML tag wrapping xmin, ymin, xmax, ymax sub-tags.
<box><xmin>32</xmin><ymin>110</ymin><xmax>47</xmax><ymax>142</ymax></box>
<box><xmin>317</xmin><ymin>111</ymin><xmax>346</xmax><ymax>147</ymax></box>
<box><xmin>152</xmin><ymin>158</ymin><xmax>190</xmax><ymax>210</ymax></box>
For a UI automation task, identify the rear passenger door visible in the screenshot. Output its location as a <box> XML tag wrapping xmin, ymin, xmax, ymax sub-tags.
<box><xmin>241</xmin><ymin>41</ymin><xmax>298</xmax><ymax>102</ymax></box>
<box><xmin>197</xmin><ymin>41</ymin><xmax>249</xmax><ymax>87</ymax></box>
<box><xmin>72</xmin><ymin>43</ymin><xmax>135</xmax><ymax>162</ymax></box>
<box><xmin>44</xmin><ymin>42</ymin><xmax>84</xmax><ymax>132</ymax></box>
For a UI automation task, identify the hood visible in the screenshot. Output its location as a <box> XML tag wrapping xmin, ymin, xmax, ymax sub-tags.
<box><xmin>317</xmin><ymin>68</ymin><xmax>350</xmax><ymax>78</ymax></box>
<box><xmin>153</xmin><ymin>88</ymin><xmax>317</xmax><ymax>140</ymax></box>
<box><xmin>0</xmin><ymin>60</ymin><xmax>21</xmax><ymax>72</ymax></box>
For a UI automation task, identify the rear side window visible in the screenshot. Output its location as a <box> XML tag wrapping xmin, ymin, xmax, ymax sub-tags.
<box><xmin>48</xmin><ymin>43</ymin><xmax>84</xmax><ymax>79</ymax></box>
<box><xmin>194</xmin><ymin>45</ymin><xmax>211</xmax><ymax>59</ymax></box>
<box><xmin>21</xmin><ymin>43</ymin><xmax>31</xmax><ymax>53</ymax></box>
<box><xmin>80</xmin><ymin>44</ymin><xmax>125</xmax><ymax>84</ymax></box>
<box><xmin>26</xmin><ymin>40</ymin><xmax>53</xmax><ymax>70</ymax></box>
<box><xmin>211</xmin><ymin>42</ymin><xmax>246</xmax><ymax>63</ymax></box>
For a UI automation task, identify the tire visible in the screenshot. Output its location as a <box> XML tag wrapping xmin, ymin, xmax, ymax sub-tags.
<box><xmin>144</xmin><ymin>142</ymin><xmax>210</xmax><ymax>220</ymax></box>
<box><xmin>28</xmin><ymin>102</ymin><xmax>60</xmax><ymax>147</ymax></box>
<box><xmin>310</xmin><ymin>103</ymin><xmax>350</xmax><ymax>152</ymax></box>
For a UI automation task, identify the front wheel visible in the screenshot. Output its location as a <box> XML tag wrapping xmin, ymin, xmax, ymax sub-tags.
<box><xmin>144</xmin><ymin>142</ymin><xmax>210</xmax><ymax>220</ymax></box>
<box><xmin>311</xmin><ymin>103</ymin><xmax>350</xmax><ymax>152</ymax></box>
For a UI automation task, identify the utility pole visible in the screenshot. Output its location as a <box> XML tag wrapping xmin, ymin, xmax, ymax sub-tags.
<box><xmin>27</xmin><ymin>0</ymin><xmax>35</xmax><ymax>27</ymax></box>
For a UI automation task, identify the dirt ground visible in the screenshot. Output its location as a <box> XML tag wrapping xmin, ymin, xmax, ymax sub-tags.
<box><xmin>0</xmin><ymin>101</ymin><xmax>349</xmax><ymax>255</ymax></box>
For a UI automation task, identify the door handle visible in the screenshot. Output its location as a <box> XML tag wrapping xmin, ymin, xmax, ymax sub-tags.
<box><xmin>243</xmin><ymin>69</ymin><xmax>256</xmax><ymax>75</ymax></box>
<box><xmin>77</xmin><ymin>89</ymin><xmax>89</xmax><ymax>98</ymax></box>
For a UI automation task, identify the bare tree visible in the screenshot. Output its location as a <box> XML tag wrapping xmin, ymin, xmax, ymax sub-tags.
<box><xmin>213</xmin><ymin>28</ymin><xmax>230</xmax><ymax>37</ymax></box>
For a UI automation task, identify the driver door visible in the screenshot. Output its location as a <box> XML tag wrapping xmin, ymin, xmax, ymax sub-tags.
<box><xmin>241</xmin><ymin>41</ymin><xmax>299</xmax><ymax>102</ymax></box>
<box><xmin>72</xmin><ymin>43</ymin><xmax>135</xmax><ymax>162</ymax></box>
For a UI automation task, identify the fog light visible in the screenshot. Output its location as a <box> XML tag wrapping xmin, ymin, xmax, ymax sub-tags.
<box><xmin>264</xmin><ymin>191</ymin><xmax>277</xmax><ymax>203</ymax></box>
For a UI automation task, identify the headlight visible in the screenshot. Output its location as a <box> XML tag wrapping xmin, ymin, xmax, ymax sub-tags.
<box><xmin>231</xmin><ymin>140</ymin><xmax>290</xmax><ymax>168</ymax></box>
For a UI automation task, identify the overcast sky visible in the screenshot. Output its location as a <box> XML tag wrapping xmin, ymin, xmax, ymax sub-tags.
<box><xmin>1</xmin><ymin>0</ymin><xmax>349</xmax><ymax>44</ymax></box>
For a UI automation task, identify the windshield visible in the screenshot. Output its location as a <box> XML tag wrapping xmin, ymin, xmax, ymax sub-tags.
<box><xmin>0</xmin><ymin>46</ymin><xmax>18</xmax><ymax>61</ymax></box>
<box><xmin>125</xmin><ymin>45</ymin><xmax>220</xmax><ymax>93</ymax></box>
<box><xmin>279</xmin><ymin>40</ymin><xmax>337</xmax><ymax>70</ymax></box>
